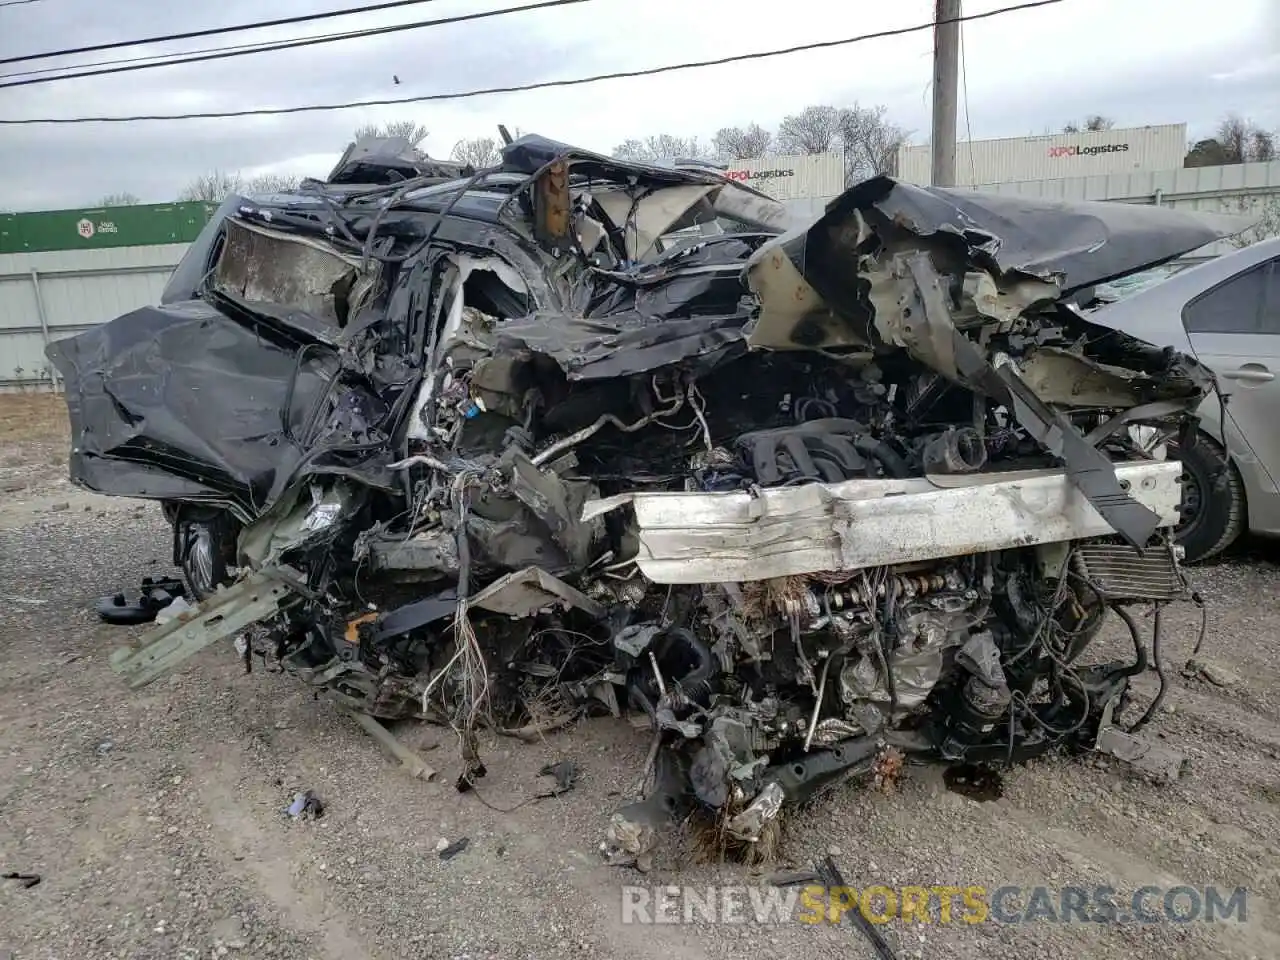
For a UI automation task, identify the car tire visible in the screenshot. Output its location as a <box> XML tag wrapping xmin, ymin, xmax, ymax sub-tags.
<box><xmin>176</xmin><ymin>510</ymin><xmax>239</xmax><ymax>600</ymax></box>
<box><xmin>1169</xmin><ymin>434</ymin><xmax>1245</xmax><ymax>563</ymax></box>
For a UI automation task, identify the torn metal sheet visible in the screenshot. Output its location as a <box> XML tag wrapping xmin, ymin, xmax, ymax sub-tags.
<box><xmin>1094</xmin><ymin>697</ymin><xmax>1187</xmax><ymax>783</ymax></box>
<box><xmin>1095</xmin><ymin>723</ymin><xmax>1188</xmax><ymax>784</ymax></box>
<box><xmin>801</xmin><ymin>174</ymin><xmax>1249</xmax><ymax>296</ymax></box>
<box><xmin>326</xmin><ymin>134</ymin><xmax>470</xmax><ymax>185</ymax></box>
<box><xmin>469</xmin><ymin>566</ymin><xmax>604</xmax><ymax>619</ymax></box>
<box><xmin>583</xmin><ymin>460</ymin><xmax>1181</xmax><ymax>584</ymax></box>
<box><xmin>592</xmin><ymin>184</ymin><xmax>717</xmax><ymax>262</ymax></box>
<box><xmin>44</xmin><ymin>299</ymin><xmax>392</xmax><ymax>518</ymax></box>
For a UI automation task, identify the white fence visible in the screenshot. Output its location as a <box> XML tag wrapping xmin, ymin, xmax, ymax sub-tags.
<box><xmin>0</xmin><ymin>245</ymin><xmax>186</xmax><ymax>391</ymax></box>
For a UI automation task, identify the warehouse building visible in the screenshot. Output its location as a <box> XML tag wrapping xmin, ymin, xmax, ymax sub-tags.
<box><xmin>895</xmin><ymin>123</ymin><xmax>1189</xmax><ymax>186</ymax></box>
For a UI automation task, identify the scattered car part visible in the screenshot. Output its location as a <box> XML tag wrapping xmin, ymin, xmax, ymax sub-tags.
<box><xmin>1</xmin><ymin>872</ymin><xmax>41</xmax><ymax>890</ymax></box>
<box><xmin>438</xmin><ymin>837</ymin><xmax>470</xmax><ymax>861</ymax></box>
<box><xmin>347</xmin><ymin>709</ymin><xmax>438</xmax><ymax>781</ymax></box>
<box><xmin>95</xmin><ymin>576</ymin><xmax>187</xmax><ymax>625</ymax></box>
<box><xmin>285</xmin><ymin>790</ymin><xmax>324</xmax><ymax>820</ymax></box>
<box><xmin>109</xmin><ymin>569</ymin><xmax>298</xmax><ymax>689</ymax></box>
<box><xmin>772</xmin><ymin>857</ymin><xmax>899</xmax><ymax>960</ymax></box>
<box><xmin>817</xmin><ymin>855</ymin><xmax>899</xmax><ymax>960</ymax></box>
<box><xmin>538</xmin><ymin>759</ymin><xmax>578</xmax><ymax>796</ymax></box>
<box><xmin>154</xmin><ymin>595</ymin><xmax>195</xmax><ymax>625</ymax></box>
<box><xmin>1093</xmin><ymin>694</ymin><xmax>1187</xmax><ymax>783</ymax></box>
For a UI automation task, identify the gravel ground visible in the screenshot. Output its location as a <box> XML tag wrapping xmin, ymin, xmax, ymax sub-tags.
<box><xmin>2</xmin><ymin>394</ymin><xmax>1280</xmax><ymax>960</ymax></box>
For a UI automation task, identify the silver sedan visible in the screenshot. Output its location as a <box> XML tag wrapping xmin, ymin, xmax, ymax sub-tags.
<box><xmin>1089</xmin><ymin>235</ymin><xmax>1280</xmax><ymax>561</ymax></box>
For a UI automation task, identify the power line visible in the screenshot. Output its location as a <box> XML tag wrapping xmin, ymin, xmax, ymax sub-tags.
<box><xmin>0</xmin><ymin>0</ymin><xmax>591</xmax><ymax>89</ymax></box>
<box><xmin>0</xmin><ymin>24</ymin><xmax>368</xmax><ymax>82</ymax></box>
<box><xmin>0</xmin><ymin>0</ymin><xmax>1065</xmax><ymax>126</ymax></box>
<box><xmin>0</xmin><ymin>0</ymin><xmax>45</xmax><ymax>7</ymax></box>
<box><xmin>0</xmin><ymin>0</ymin><xmax>441</xmax><ymax>66</ymax></box>
<box><xmin>959</xmin><ymin>19</ymin><xmax>977</xmax><ymax>187</ymax></box>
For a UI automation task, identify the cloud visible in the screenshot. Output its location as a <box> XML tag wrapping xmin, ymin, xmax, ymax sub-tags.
<box><xmin>0</xmin><ymin>0</ymin><xmax>1274</xmax><ymax>210</ymax></box>
<box><xmin>1211</xmin><ymin>52</ymin><xmax>1280</xmax><ymax>83</ymax></box>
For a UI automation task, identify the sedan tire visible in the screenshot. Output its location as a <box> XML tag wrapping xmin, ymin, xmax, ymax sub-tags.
<box><xmin>1170</xmin><ymin>433</ymin><xmax>1245</xmax><ymax>563</ymax></box>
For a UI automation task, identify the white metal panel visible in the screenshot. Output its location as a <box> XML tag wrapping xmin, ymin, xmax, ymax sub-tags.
<box><xmin>0</xmin><ymin>242</ymin><xmax>187</xmax><ymax>388</ymax></box>
<box><xmin>956</xmin><ymin>159</ymin><xmax>1280</xmax><ymax>200</ymax></box>
<box><xmin>722</xmin><ymin>152</ymin><xmax>845</xmax><ymax>201</ymax></box>
<box><xmin>0</xmin><ymin>272</ymin><xmax>40</xmax><ymax>336</ymax></box>
<box><xmin>0</xmin><ymin>242</ymin><xmax>188</xmax><ymax>278</ymax></box>
<box><xmin>39</xmin><ymin>269</ymin><xmax>172</xmax><ymax>333</ymax></box>
<box><xmin>0</xmin><ymin>330</ymin><xmax>54</xmax><ymax>385</ymax></box>
<box><xmin>584</xmin><ymin>461</ymin><xmax>1181</xmax><ymax>584</ymax></box>
<box><xmin>899</xmin><ymin>123</ymin><xmax>1187</xmax><ymax>186</ymax></box>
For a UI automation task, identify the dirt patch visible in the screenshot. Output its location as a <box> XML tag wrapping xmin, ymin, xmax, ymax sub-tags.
<box><xmin>0</xmin><ymin>392</ymin><xmax>71</xmax><ymax>497</ymax></box>
<box><xmin>2</xmin><ymin>438</ymin><xmax>1279</xmax><ymax>959</ymax></box>
<box><xmin>0</xmin><ymin>392</ymin><xmax>68</xmax><ymax>445</ymax></box>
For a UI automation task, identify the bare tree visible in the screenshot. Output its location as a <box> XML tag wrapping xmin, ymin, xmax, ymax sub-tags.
<box><xmin>177</xmin><ymin>170</ymin><xmax>244</xmax><ymax>202</ymax></box>
<box><xmin>712</xmin><ymin>124</ymin><xmax>773</xmax><ymax>161</ymax></box>
<box><xmin>450</xmin><ymin>136</ymin><xmax>502</xmax><ymax>168</ymax></box>
<box><xmin>776</xmin><ymin>105</ymin><xmax>842</xmax><ymax>154</ymax></box>
<box><xmin>247</xmin><ymin>173</ymin><xmax>300</xmax><ymax>194</ymax></box>
<box><xmin>1227</xmin><ymin>195</ymin><xmax>1280</xmax><ymax>248</ymax></box>
<box><xmin>612</xmin><ymin>134</ymin><xmax>713</xmax><ymax>162</ymax></box>
<box><xmin>1216</xmin><ymin>113</ymin><xmax>1277</xmax><ymax>163</ymax></box>
<box><xmin>1063</xmin><ymin>115</ymin><xmax>1115</xmax><ymax>133</ymax></box>
<box><xmin>99</xmin><ymin>192</ymin><xmax>140</xmax><ymax>206</ymax></box>
<box><xmin>1250</xmin><ymin>127</ymin><xmax>1277</xmax><ymax>163</ymax></box>
<box><xmin>353</xmin><ymin>120</ymin><xmax>430</xmax><ymax>146</ymax></box>
<box><xmin>838</xmin><ymin>104</ymin><xmax>908</xmax><ymax>184</ymax></box>
<box><xmin>1218</xmin><ymin>113</ymin><xmax>1251</xmax><ymax>163</ymax></box>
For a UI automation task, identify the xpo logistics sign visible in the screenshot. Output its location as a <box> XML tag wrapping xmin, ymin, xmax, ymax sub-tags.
<box><xmin>719</xmin><ymin>152</ymin><xmax>845</xmax><ymax>202</ymax></box>
<box><xmin>723</xmin><ymin>167</ymin><xmax>797</xmax><ymax>185</ymax></box>
<box><xmin>1048</xmin><ymin>142</ymin><xmax>1130</xmax><ymax>158</ymax></box>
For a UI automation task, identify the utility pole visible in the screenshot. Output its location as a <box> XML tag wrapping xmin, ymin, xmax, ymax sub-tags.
<box><xmin>931</xmin><ymin>0</ymin><xmax>961</xmax><ymax>187</ymax></box>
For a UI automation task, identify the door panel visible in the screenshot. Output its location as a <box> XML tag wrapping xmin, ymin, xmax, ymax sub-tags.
<box><xmin>1184</xmin><ymin>257</ymin><xmax>1280</xmax><ymax>487</ymax></box>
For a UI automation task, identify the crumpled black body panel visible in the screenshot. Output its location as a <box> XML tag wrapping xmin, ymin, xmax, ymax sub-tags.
<box><xmin>45</xmin><ymin>299</ymin><xmax>366</xmax><ymax>515</ymax></box>
<box><xmin>826</xmin><ymin>176</ymin><xmax>1240</xmax><ymax>293</ymax></box>
<box><xmin>496</xmin><ymin>235</ymin><xmax>771</xmax><ymax>380</ymax></box>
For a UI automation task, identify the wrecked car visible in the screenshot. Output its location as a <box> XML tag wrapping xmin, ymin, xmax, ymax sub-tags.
<box><xmin>49</xmin><ymin>132</ymin><xmax>1237</xmax><ymax>862</ymax></box>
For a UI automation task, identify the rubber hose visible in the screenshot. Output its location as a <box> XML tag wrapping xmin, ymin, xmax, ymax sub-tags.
<box><xmin>854</xmin><ymin>437</ymin><xmax>911</xmax><ymax>478</ymax></box>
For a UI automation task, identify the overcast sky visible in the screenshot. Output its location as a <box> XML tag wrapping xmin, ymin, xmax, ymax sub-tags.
<box><xmin>0</xmin><ymin>0</ymin><xmax>1277</xmax><ymax>211</ymax></box>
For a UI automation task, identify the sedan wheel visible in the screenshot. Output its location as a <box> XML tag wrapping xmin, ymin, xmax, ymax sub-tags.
<box><xmin>1169</xmin><ymin>434</ymin><xmax>1245</xmax><ymax>562</ymax></box>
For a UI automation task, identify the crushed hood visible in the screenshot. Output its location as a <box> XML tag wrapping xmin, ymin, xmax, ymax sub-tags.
<box><xmin>842</xmin><ymin>176</ymin><xmax>1247</xmax><ymax>292</ymax></box>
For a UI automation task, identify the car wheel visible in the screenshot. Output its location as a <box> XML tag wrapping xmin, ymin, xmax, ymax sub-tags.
<box><xmin>176</xmin><ymin>510</ymin><xmax>239</xmax><ymax>600</ymax></box>
<box><xmin>1169</xmin><ymin>434</ymin><xmax>1245</xmax><ymax>562</ymax></box>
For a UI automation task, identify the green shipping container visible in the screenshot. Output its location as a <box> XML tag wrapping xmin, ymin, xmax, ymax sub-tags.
<box><xmin>0</xmin><ymin>201</ymin><xmax>219</xmax><ymax>255</ymax></box>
